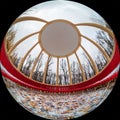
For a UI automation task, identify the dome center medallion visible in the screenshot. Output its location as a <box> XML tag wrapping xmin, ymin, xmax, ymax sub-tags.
<box><xmin>40</xmin><ymin>20</ymin><xmax>80</xmax><ymax>57</ymax></box>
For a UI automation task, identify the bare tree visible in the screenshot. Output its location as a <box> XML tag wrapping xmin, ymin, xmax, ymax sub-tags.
<box><xmin>21</xmin><ymin>55</ymin><xmax>34</xmax><ymax>77</ymax></box>
<box><xmin>32</xmin><ymin>53</ymin><xmax>43</xmax><ymax>82</ymax></box>
<box><xmin>6</xmin><ymin>28</ymin><xmax>16</xmax><ymax>51</ymax></box>
<box><xmin>95</xmin><ymin>51</ymin><xmax>107</xmax><ymax>71</ymax></box>
<box><xmin>46</xmin><ymin>71</ymin><xmax>56</xmax><ymax>85</ymax></box>
<box><xmin>36</xmin><ymin>54</ymin><xmax>43</xmax><ymax>73</ymax></box>
<box><xmin>83</xmin><ymin>64</ymin><xmax>92</xmax><ymax>79</ymax></box>
<box><xmin>10</xmin><ymin>52</ymin><xmax>21</xmax><ymax>67</ymax></box>
<box><xmin>76</xmin><ymin>63</ymin><xmax>83</xmax><ymax>83</ymax></box>
<box><xmin>82</xmin><ymin>53</ymin><xmax>95</xmax><ymax>79</ymax></box>
<box><xmin>71</xmin><ymin>61</ymin><xmax>82</xmax><ymax>84</ymax></box>
<box><xmin>71</xmin><ymin>61</ymin><xmax>76</xmax><ymax>84</ymax></box>
<box><xmin>59</xmin><ymin>59</ymin><xmax>69</xmax><ymax>85</ymax></box>
<box><xmin>96</xmin><ymin>30</ymin><xmax>114</xmax><ymax>56</ymax></box>
<box><xmin>45</xmin><ymin>57</ymin><xmax>56</xmax><ymax>85</ymax></box>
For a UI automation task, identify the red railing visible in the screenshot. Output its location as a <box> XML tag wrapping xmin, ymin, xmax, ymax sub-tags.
<box><xmin>0</xmin><ymin>40</ymin><xmax>120</xmax><ymax>92</ymax></box>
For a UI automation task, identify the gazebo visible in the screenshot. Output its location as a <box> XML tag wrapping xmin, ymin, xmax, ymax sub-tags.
<box><xmin>0</xmin><ymin>1</ymin><xmax>119</xmax><ymax>120</ymax></box>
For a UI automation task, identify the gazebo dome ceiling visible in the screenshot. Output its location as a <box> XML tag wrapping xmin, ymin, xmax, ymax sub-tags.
<box><xmin>1</xmin><ymin>0</ymin><xmax>119</xmax><ymax>92</ymax></box>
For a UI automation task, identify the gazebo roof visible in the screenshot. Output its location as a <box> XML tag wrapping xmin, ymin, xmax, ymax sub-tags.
<box><xmin>1</xmin><ymin>0</ymin><xmax>119</xmax><ymax>92</ymax></box>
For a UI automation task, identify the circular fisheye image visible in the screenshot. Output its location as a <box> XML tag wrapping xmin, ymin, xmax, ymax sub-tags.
<box><xmin>0</xmin><ymin>0</ymin><xmax>119</xmax><ymax>120</ymax></box>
